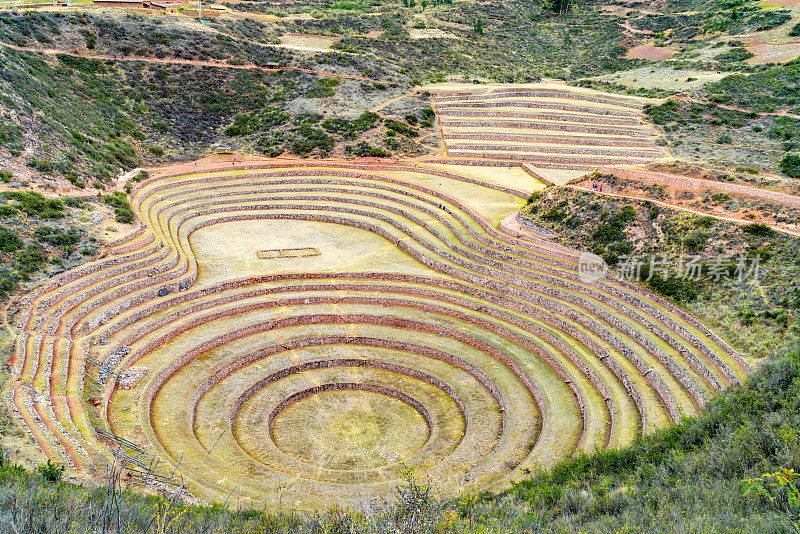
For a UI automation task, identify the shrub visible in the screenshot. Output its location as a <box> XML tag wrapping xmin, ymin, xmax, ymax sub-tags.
<box><xmin>743</xmin><ymin>222</ymin><xmax>774</xmax><ymax>236</ymax></box>
<box><xmin>592</xmin><ymin>205</ymin><xmax>636</xmax><ymax>244</ymax></box>
<box><xmin>345</xmin><ymin>141</ymin><xmax>390</xmax><ymax>157</ymax></box>
<box><xmin>384</xmin><ymin>119</ymin><xmax>419</xmax><ymax>137</ymax></box>
<box><xmin>0</xmin><ymin>226</ymin><xmax>22</xmax><ymax>252</ymax></box>
<box><xmin>2</xmin><ymin>192</ymin><xmax>65</xmax><ymax>219</ymax></box>
<box><xmin>0</xmin><ymin>206</ymin><xmax>17</xmax><ymax>218</ymax></box>
<box><xmin>780</xmin><ymin>153</ymin><xmax>800</xmax><ymax>178</ymax></box>
<box><xmin>644</xmin><ymin>100</ymin><xmax>683</xmax><ymax>125</ymax></box>
<box><xmin>14</xmin><ymin>244</ymin><xmax>48</xmax><ymax>279</ymax></box>
<box><xmin>63</xmin><ymin>197</ymin><xmax>86</xmax><ymax>209</ymax></box>
<box><xmin>289</xmin><ymin>125</ymin><xmax>334</xmax><ymax>156</ymax></box>
<box><xmin>37</xmin><ymin>460</ymin><xmax>65</xmax><ymax>483</ymax></box>
<box><xmin>67</xmin><ymin>174</ymin><xmax>86</xmax><ymax>188</ymax></box>
<box><xmin>682</xmin><ymin>228</ymin><xmax>707</xmax><ymax>252</ymax></box>
<box><xmin>768</xmin><ymin>116</ymin><xmax>800</xmax><ymax>142</ymax></box>
<box><xmin>714</xmin><ymin>47</ymin><xmax>754</xmax><ymax>63</ymax></box>
<box><xmin>694</xmin><ymin>215</ymin><xmax>716</xmax><ymax>228</ymax></box>
<box><xmin>103</xmin><ymin>192</ymin><xmax>135</xmax><ymax>224</ymax></box>
<box><xmin>542</xmin><ymin>200</ymin><xmax>569</xmax><ymax>222</ymax></box>
<box><xmin>643</xmin><ymin>267</ymin><xmax>700</xmax><ymax>302</ymax></box>
<box><xmin>321</xmin><ymin>112</ymin><xmax>379</xmax><ymax>139</ymax></box>
<box><xmin>225</xmin><ymin>107</ymin><xmax>290</xmax><ymax>136</ymax></box>
<box><xmin>307</xmin><ymin>77</ymin><xmax>341</xmax><ymax>98</ymax></box>
<box><xmin>35</xmin><ymin>226</ymin><xmax>82</xmax><ymax>249</ymax></box>
<box><xmin>0</xmin><ymin>268</ymin><xmax>17</xmax><ymax>299</ymax></box>
<box><xmin>790</xmin><ymin>23</ymin><xmax>800</xmax><ymax>37</ymax></box>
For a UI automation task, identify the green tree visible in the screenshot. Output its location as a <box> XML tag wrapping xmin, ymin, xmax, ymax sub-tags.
<box><xmin>550</xmin><ymin>0</ymin><xmax>571</xmax><ymax>14</ymax></box>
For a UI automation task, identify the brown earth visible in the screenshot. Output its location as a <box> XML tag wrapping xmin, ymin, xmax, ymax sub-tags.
<box><xmin>625</xmin><ymin>44</ymin><xmax>675</xmax><ymax>61</ymax></box>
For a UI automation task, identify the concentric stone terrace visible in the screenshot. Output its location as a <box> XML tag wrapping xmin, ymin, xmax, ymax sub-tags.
<box><xmin>7</xmin><ymin>162</ymin><xmax>747</xmax><ymax>508</ymax></box>
<box><xmin>431</xmin><ymin>84</ymin><xmax>666</xmax><ymax>173</ymax></box>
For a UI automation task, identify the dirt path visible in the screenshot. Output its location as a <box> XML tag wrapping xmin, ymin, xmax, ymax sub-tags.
<box><xmin>619</xmin><ymin>20</ymin><xmax>654</xmax><ymax>36</ymax></box>
<box><xmin>599</xmin><ymin>165</ymin><xmax>800</xmax><ymax>206</ymax></box>
<box><xmin>0</xmin><ymin>40</ymin><xmax>406</xmax><ymax>86</ymax></box>
<box><xmin>567</xmin><ymin>184</ymin><xmax>800</xmax><ymax>237</ymax></box>
<box><xmin>370</xmin><ymin>91</ymin><xmax>415</xmax><ymax>112</ymax></box>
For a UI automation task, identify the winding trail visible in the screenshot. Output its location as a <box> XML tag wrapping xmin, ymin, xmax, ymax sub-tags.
<box><xmin>0</xmin><ymin>40</ymin><xmax>406</xmax><ymax>86</ymax></box>
<box><xmin>568</xmin><ymin>184</ymin><xmax>800</xmax><ymax>237</ymax></box>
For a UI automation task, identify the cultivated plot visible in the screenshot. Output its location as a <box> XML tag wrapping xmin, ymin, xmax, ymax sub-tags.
<box><xmin>7</xmin><ymin>162</ymin><xmax>746</xmax><ymax>509</ymax></box>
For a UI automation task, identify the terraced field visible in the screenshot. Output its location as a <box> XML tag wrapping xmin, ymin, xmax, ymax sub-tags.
<box><xmin>430</xmin><ymin>84</ymin><xmax>667</xmax><ymax>182</ymax></box>
<box><xmin>5</xmin><ymin>162</ymin><xmax>748</xmax><ymax>509</ymax></box>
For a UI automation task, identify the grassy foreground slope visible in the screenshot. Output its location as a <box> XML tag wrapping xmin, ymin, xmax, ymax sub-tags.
<box><xmin>0</xmin><ymin>353</ymin><xmax>797</xmax><ymax>533</ymax></box>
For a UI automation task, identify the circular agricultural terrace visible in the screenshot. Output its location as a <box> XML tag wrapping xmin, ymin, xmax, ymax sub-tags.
<box><xmin>9</xmin><ymin>162</ymin><xmax>748</xmax><ymax>508</ymax></box>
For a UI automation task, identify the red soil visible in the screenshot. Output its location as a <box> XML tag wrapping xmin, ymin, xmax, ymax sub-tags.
<box><xmin>625</xmin><ymin>44</ymin><xmax>675</xmax><ymax>61</ymax></box>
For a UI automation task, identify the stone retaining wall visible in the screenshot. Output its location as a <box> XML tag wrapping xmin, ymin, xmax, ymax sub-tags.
<box><xmin>441</xmin><ymin>120</ymin><xmax>651</xmax><ymax>138</ymax></box>
<box><xmin>437</xmin><ymin>100</ymin><xmax>639</xmax><ymax>117</ymax></box>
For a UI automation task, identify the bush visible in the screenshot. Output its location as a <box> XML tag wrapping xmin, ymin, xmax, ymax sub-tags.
<box><xmin>0</xmin><ymin>226</ymin><xmax>22</xmax><ymax>252</ymax></box>
<box><xmin>714</xmin><ymin>47</ymin><xmax>754</xmax><ymax>64</ymax></box>
<box><xmin>0</xmin><ymin>206</ymin><xmax>17</xmax><ymax>218</ymax></box>
<box><xmin>790</xmin><ymin>22</ymin><xmax>800</xmax><ymax>37</ymax></box>
<box><xmin>148</xmin><ymin>145</ymin><xmax>164</xmax><ymax>157</ymax></box>
<box><xmin>384</xmin><ymin>119</ymin><xmax>419</xmax><ymax>137</ymax></box>
<box><xmin>768</xmin><ymin>116</ymin><xmax>800</xmax><ymax>142</ymax></box>
<box><xmin>644</xmin><ymin>267</ymin><xmax>700</xmax><ymax>302</ymax></box>
<box><xmin>592</xmin><ymin>205</ymin><xmax>636</xmax><ymax>244</ymax></box>
<box><xmin>0</xmin><ymin>268</ymin><xmax>17</xmax><ymax>299</ymax></box>
<box><xmin>321</xmin><ymin>112</ymin><xmax>379</xmax><ymax>140</ymax></box>
<box><xmin>289</xmin><ymin>125</ymin><xmax>334</xmax><ymax>156</ymax></box>
<box><xmin>345</xmin><ymin>141</ymin><xmax>390</xmax><ymax>157</ymax></box>
<box><xmin>682</xmin><ymin>228</ymin><xmax>707</xmax><ymax>252</ymax></box>
<box><xmin>67</xmin><ymin>174</ymin><xmax>86</xmax><ymax>188</ymax></box>
<box><xmin>35</xmin><ymin>226</ymin><xmax>82</xmax><ymax>249</ymax></box>
<box><xmin>14</xmin><ymin>244</ymin><xmax>47</xmax><ymax>279</ymax></box>
<box><xmin>643</xmin><ymin>100</ymin><xmax>683</xmax><ymax>125</ymax></box>
<box><xmin>307</xmin><ymin>77</ymin><xmax>341</xmax><ymax>98</ymax></box>
<box><xmin>63</xmin><ymin>197</ymin><xmax>86</xmax><ymax>209</ymax></box>
<box><xmin>779</xmin><ymin>153</ymin><xmax>800</xmax><ymax>178</ymax></box>
<box><xmin>742</xmin><ymin>222</ymin><xmax>774</xmax><ymax>236</ymax></box>
<box><xmin>2</xmin><ymin>192</ymin><xmax>65</xmax><ymax>219</ymax></box>
<box><xmin>103</xmin><ymin>192</ymin><xmax>135</xmax><ymax>224</ymax></box>
<box><xmin>384</xmin><ymin>137</ymin><xmax>401</xmax><ymax>150</ymax></box>
<box><xmin>225</xmin><ymin>107</ymin><xmax>290</xmax><ymax>136</ymax></box>
<box><xmin>37</xmin><ymin>460</ymin><xmax>65</xmax><ymax>483</ymax></box>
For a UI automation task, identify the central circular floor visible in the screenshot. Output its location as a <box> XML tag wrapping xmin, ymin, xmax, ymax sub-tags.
<box><xmin>271</xmin><ymin>389</ymin><xmax>430</xmax><ymax>470</ymax></box>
